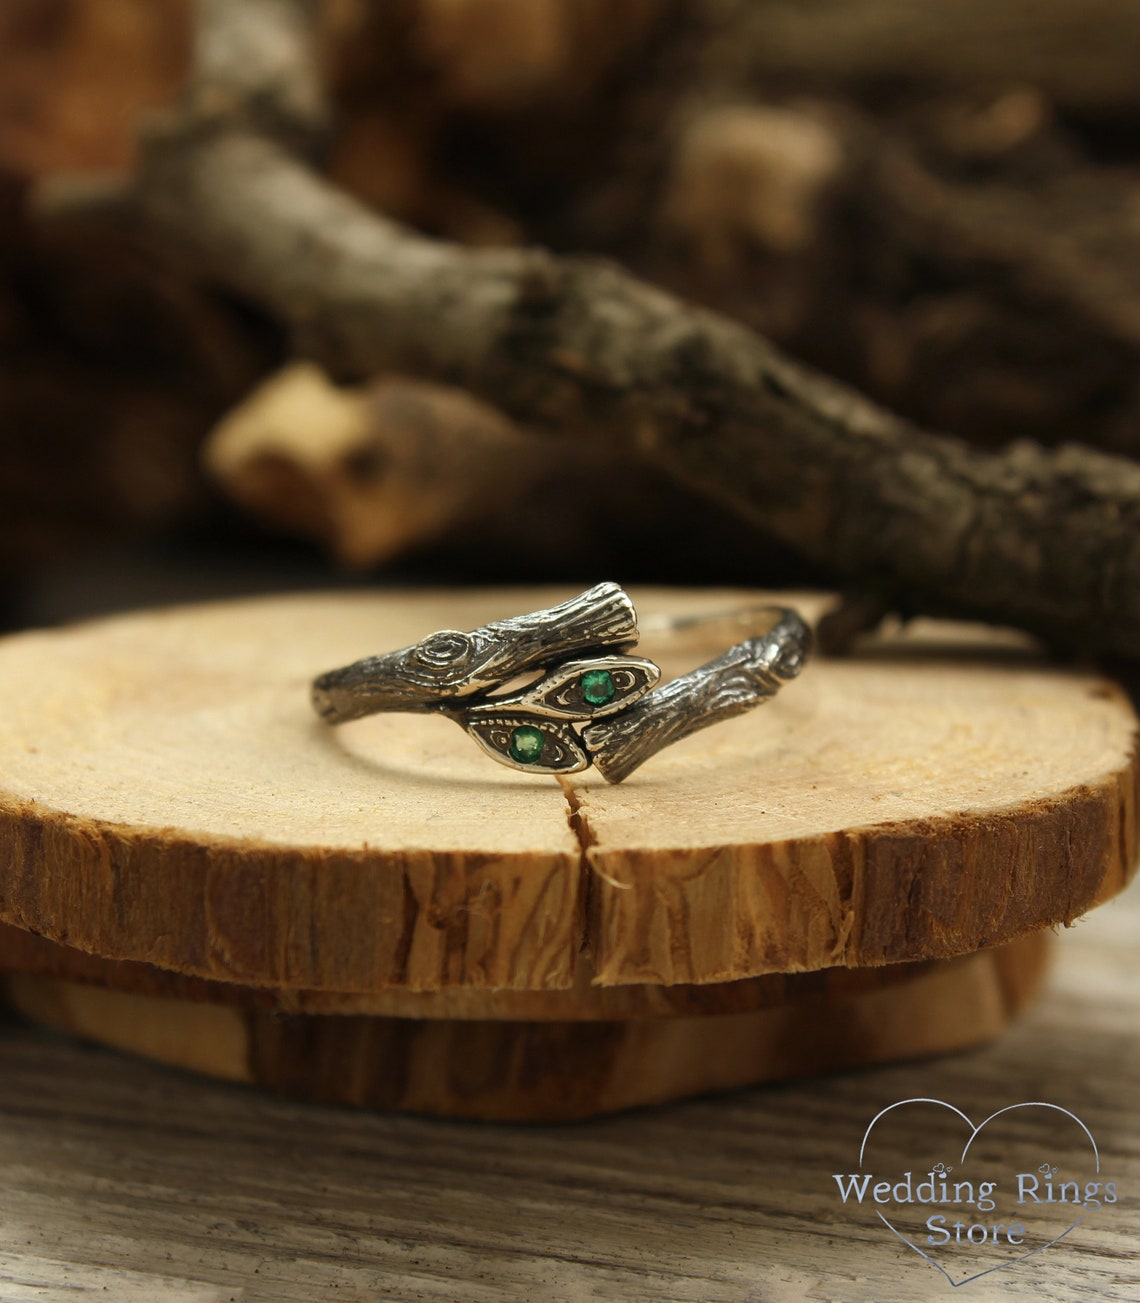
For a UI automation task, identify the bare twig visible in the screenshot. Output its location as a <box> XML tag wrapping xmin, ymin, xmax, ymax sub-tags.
<box><xmin>716</xmin><ymin>0</ymin><xmax>1140</xmax><ymax>117</ymax></box>
<box><xmin>36</xmin><ymin>0</ymin><xmax>1140</xmax><ymax>657</ymax></box>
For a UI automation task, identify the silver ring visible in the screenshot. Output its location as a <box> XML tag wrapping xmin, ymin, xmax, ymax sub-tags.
<box><xmin>311</xmin><ymin>583</ymin><xmax>812</xmax><ymax>783</ymax></box>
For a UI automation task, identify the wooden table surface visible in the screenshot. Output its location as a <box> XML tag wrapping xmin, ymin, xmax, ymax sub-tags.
<box><xmin>1</xmin><ymin>873</ymin><xmax>1137</xmax><ymax>1303</ymax></box>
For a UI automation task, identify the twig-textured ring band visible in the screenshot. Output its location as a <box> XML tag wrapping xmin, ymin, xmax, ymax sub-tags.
<box><xmin>311</xmin><ymin>583</ymin><xmax>812</xmax><ymax>783</ymax></box>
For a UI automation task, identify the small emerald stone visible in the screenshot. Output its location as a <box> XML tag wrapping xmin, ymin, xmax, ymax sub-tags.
<box><xmin>581</xmin><ymin>668</ymin><xmax>616</xmax><ymax>706</ymax></box>
<box><xmin>508</xmin><ymin>724</ymin><xmax>546</xmax><ymax>764</ymax></box>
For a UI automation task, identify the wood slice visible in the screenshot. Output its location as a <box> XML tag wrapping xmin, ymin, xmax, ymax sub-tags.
<box><xmin>0</xmin><ymin>920</ymin><xmax>943</xmax><ymax>1019</ymax></box>
<box><xmin>0</xmin><ymin>931</ymin><xmax>1052</xmax><ymax>1121</ymax></box>
<box><xmin>0</xmin><ymin>588</ymin><xmax>1134</xmax><ymax>997</ymax></box>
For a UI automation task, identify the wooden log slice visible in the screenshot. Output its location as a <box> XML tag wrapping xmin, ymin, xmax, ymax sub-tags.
<box><xmin>0</xmin><ymin>920</ymin><xmax>944</xmax><ymax>1019</ymax></box>
<box><xmin>0</xmin><ymin>589</ymin><xmax>1134</xmax><ymax>996</ymax></box>
<box><xmin>0</xmin><ymin>931</ymin><xmax>1052</xmax><ymax>1121</ymax></box>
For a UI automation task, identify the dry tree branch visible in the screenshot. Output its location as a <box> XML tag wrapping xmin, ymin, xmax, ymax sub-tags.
<box><xmin>36</xmin><ymin>0</ymin><xmax>1140</xmax><ymax>658</ymax></box>
<box><xmin>716</xmin><ymin>0</ymin><xmax>1140</xmax><ymax>118</ymax></box>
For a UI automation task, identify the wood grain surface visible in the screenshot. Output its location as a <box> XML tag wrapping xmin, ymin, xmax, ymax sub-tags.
<box><xmin>0</xmin><ymin>920</ymin><xmax>965</xmax><ymax>1019</ymax></box>
<box><xmin>0</xmin><ymin>873</ymin><xmax>1136</xmax><ymax>1301</ymax></box>
<box><xmin>0</xmin><ymin>932</ymin><xmax>1050</xmax><ymax>1120</ymax></box>
<box><xmin>0</xmin><ymin>588</ymin><xmax>1135</xmax><ymax>995</ymax></box>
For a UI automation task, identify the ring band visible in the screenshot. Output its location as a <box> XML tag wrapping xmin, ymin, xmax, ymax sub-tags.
<box><xmin>311</xmin><ymin>583</ymin><xmax>812</xmax><ymax>783</ymax></box>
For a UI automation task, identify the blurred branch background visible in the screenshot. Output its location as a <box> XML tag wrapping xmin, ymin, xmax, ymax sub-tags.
<box><xmin>3</xmin><ymin>0</ymin><xmax>1140</xmax><ymax>647</ymax></box>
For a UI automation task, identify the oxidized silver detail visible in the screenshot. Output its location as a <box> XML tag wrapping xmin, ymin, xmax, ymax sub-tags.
<box><xmin>311</xmin><ymin>583</ymin><xmax>811</xmax><ymax>783</ymax></box>
<box><xmin>464</xmin><ymin>714</ymin><xmax>590</xmax><ymax>775</ymax></box>
<box><xmin>464</xmin><ymin>656</ymin><xmax>661</xmax><ymax>722</ymax></box>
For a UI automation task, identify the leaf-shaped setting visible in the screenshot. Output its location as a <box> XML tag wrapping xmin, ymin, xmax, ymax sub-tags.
<box><xmin>536</xmin><ymin>656</ymin><xmax>660</xmax><ymax>718</ymax></box>
<box><xmin>462</xmin><ymin>711</ymin><xmax>590</xmax><ymax>775</ymax></box>
<box><xmin>485</xmin><ymin>656</ymin><xmax>660</xmax><ymax>721</ymax></box>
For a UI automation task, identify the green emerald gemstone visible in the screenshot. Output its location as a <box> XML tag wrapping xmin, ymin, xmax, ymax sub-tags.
<box><xmin>508</xmin><ymin>724</ymin><xmax>546</xmax><ymax>765</ymax></box>
<box><xmin>581</xmin><ymin>668</ymin><xmax>616</xmax><ymax>706</ymax></box>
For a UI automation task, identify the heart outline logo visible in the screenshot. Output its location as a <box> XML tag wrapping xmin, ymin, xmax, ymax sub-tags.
<box><xmin>858</xmin><ymin>1098</ymin><xmax>1100</xmax><ymax>1288</ymax></box>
